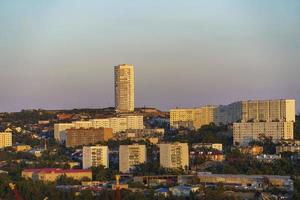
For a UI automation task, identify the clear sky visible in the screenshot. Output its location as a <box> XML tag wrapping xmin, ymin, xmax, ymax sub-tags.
<box><xmin>0</xmin><ymin>0</ymin><xmax>300</xmax><ymax>112</ymax></box>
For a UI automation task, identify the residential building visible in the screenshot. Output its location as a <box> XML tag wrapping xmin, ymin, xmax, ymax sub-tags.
<box><xmin>116</xmin><ymin>128</ymin><xmax>165</xmax><ymax>140</ymax></box>
<box><xmin>192</xmin><ymin>143</ymin><xmax>223</xmax><ymax>151</ymax></box>
<box><xmin>190</xmin><ymin>150</ymin><xmax>225</xmax><ymax>163</ymax></box>
<box><xmin>197</xmin><ymin>172</ymin><xmax>294</xmax><ymax>191</ymax></box>
<box><xmin>22</xmin><ymin>168</ymin><xmax>92</xmax><ymax>182</ymax></box>
<box><xmin>170</xmin><ymin>106</ymin><xmax>216</xmax><ymax>130</ymax></box>
<box><xmin>160</xmin><ymin>143</ymin><xmax>189</xmax><ymax>169</ymax></box>
<box><xmin>0</xmin><ymin>131</ymin><xmax>12</xmax><ymax>149</ymax></box>
<box><xmin>171</xmin><ymin>99</ymin><xmax>296</xmax><ymax>128</ymax></box>
<box><xmin>233</xmin><ymin>121</ymin><xmax>294</xmax><ymax>146</ymax></box>
<box><xmin>54</xmin><ymin>115</ymin><xmax>143</xmax><ymax>141</ymax></box>
<box><xmin>215</xmin><ymin>99</ymin><xmax>296</xmax><ymax>124</ymax></box>
<box><xmin>83</xmin><ymin>146</ymin><xmax>109</xmax><ymax>169</ymax></box>
<box><xmin>119</xmin><ymin>144</ymin><xmax>146</xmax><ymax>173</ymax></box>
<box><xmin>14</xmin><ymin>145</ymin><xmax>32</xmax><ymax>152</ymax></box>
<box><xmin>256</xmin><ymin>154</ymin><xmax>281</xmax><ymax>162</ymax></box>
<box><xmin>65</xmin><ymin>128</ymin><xmax>113</xmax><ymax>148</ymax></box>
<box><xmin>169</xmin><ymin>185</ymin><xmax>200</xmax><ymax>197</ymax></box>
<box><xmin>54</xmin><ymin>123</ymin><xmax>74</xmax><ymax>141</ymax></box>
<box><xmin>29</xmin><ymin>149</ymin><xmax>45</xmax><ymax>158</ymax></box>
<box><xmin>114</xmin><ymin>64</ymin><xmax>135</xmax><ymax>113</ymax></box>
<box><xmin>111</xmin><ymin>184</ymin><xmax>129</xmax><ymax>190</ymax></box>
<box><xmin>239</xmin><ymin>146</ymin><xmax>264</xmax><ymax>156</ymax></box>
<box><xmin>276</xmin><ymin>140</ymin><xmax>300</xmax><ymax>154</ymax></box>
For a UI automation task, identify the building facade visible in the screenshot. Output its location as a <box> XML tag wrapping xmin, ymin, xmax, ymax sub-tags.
<box><xmin>65</xmin><ymin>128</ymin><xmax>113</xmax><ymax>148</ymax></box>
<box><xmin>197</xmin><ymin>173</ymin><xmax>293</xmax><ymax>191</ymax></box>
<box><xmin>171</xmin><ymin>99</ymin><xmax>296</xmax><ymax>128</ymax></box>
<box><xmin>114</xmin><ymin>64</ymin><xmax>135</xmax><ymax>113</ymax></box>
<box><xmin>160</xmin><ymin>143</ymin><xmax>189</xmax><ymax>169</ymax></box>
<box><xmin>83</xmin><ymin>146</ymin><xmax>109</xmax><ymax>169</ymax></box>
<box><xmin>0</xmin><ymin>131</ymin><xmax>12</xmax><ymax>149</ymax></box>
<box><xmin>14</xmin><ymin>145</ymin><xmax>32</xmax><ymax>152</ymax></box>
<box><xmin>54</xmin><ymin>115</ymin><xmax>143</xmax><ymax>141</ymax></box>
<box><xmin>233</xmin><ymin>122</ymin><xmax>294</xmax><ymax>146</ymax></box>
<box><xmin>276</xmin><ymin>140</ymin><xmax>300</xmax><ymax>154</ymax></box>
<box><xmin>119</xmin><ymin>144</ymin><xmax>146</xmax><ymax>173</ymax></box>
<box><xmin>215</xmin><ymin>99</ymin><xmax>296</xmax><ymax>124</ymax></box>
<box><xmin>192</xmin><ymin>143</ymin><xmax>223</xmax><ymax>151</ymax></box>
<box><xmin>170</xmin><ymin>106</ymin><xmax>216</xmax><ymax>130</ymax></box>
<box><xmin>22</xmin><ymin>168</ymin><xmax>92</xmax><ymax>182</ymax></box>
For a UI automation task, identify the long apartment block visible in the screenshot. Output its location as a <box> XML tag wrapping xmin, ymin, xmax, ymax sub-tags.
<box><xmin>54</xmin><ymin>115</ymin><xmax>144</xmax><ymax>141</ymax></box>
<box><xmin>170</xmin><ymin>99</ymin><xmax>296</xmax><ymax>129</ymax></box>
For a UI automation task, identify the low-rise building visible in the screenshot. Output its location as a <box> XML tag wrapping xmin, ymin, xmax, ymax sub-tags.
<box><xmin>192</xmin><ymin>143</ymin><xmax>223</xmax><ymax>151</ymax></box>
<box><xmin>190</xmin><ymin>150</ymin><xmax>225</xmax><ymax>162</ymax></box>
<box><xmin>68</xmin><ymin>162</ymin><xmax>80</xmax><ymax>169</ymax></box>
<box><xmin>256</xmin><ymin>154</ymin><xmax>281</xmax><ymax>162</ymax></box>
<box><xmin>111</xmin><ymin>184</ymin><xmax>129</xmax><ymax>190</ymax></box>
<box><xmin>276</xmin><ymin>140</ymin><xmax>300</xmax><ymax>154</ymax></box>
<box><xmin>134</xmin><ymin>175</ymin><xmax>179</xmax><ymax>186</ymax></box>
<box><xmin>239</xmin><ymin>146</ymin><xmax>264</xmax><ymax>156</ymax></box>
<box><xmin>38</xmin><ymin>120</ymin><xmax>50</xmax><ymax>125</ymax></box>
<box><xmin>169</xmin><ymin>185</ymin><xmax>200</xmax><ymax>197</ymax></box>
<box><xmin>22</xmin><ymin>168</ymin><xmax>92</xmax><ymax>182</ymax></box>
<box><xmin>28</xmin><ymin>149</ymin><xmax>45</xmax><ymax>157</ymax></box>
<box><xmin>14</xmin><ymin>145</ymin><xmax>32</xmax><ymax>152</ymax></box>
<box><xmin>197</xmin><ymin>173</ymin><xmax>293</xmax><ymax>191</ymax></box>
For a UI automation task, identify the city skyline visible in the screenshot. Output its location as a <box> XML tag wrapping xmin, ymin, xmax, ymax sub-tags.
<box><xmin>1</xmin><ymin>1</ymin><xmax>300</xmax><ymax>112</ymax></box>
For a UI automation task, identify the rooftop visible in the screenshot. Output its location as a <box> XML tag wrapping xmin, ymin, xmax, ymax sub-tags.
<box><xmin>23</xmin><ymin>168</ymin><xmax>91</xmax><ymax>174</ymax></box>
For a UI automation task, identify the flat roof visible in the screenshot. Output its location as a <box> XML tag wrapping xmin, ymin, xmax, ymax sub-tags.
<box><xmin>23</xmin><ymin>168</ymin><xmax>91</xmax><ymax>174</ymax></box>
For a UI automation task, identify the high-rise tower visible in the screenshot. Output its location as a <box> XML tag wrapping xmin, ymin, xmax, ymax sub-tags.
<box><xmin>114</xmin><ymin>64</ymin><xmax>135</xmax><ymax>113</ymax></box>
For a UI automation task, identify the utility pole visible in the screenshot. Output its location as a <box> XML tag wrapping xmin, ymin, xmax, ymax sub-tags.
<box><xmin>115</xmin><ymin>175</ymin><xmax>121</xmax><ymax>200</ymax></box>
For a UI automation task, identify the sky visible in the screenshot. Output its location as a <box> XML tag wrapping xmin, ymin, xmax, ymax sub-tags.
<box><xmin>0</xmin><ymin>0</ymin><xmax>300</xmax><ymax>112</ymax></box>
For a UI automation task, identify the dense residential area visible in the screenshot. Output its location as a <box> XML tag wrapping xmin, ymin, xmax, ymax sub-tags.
<box><xmin>1</xmin><ymin>0</ymin><xmax>300</xmax><ymax>199</ymax></box>
<box><xmin>0</xmin><ymin>104</ymin><xmax>300</xmax><ymax>200</ymax></box>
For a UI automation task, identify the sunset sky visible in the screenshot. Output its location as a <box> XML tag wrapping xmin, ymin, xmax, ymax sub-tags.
<box><xmin>1</xmin><ymin>0</ymin><xmax>300</xmax><ymax>112</ymax></box>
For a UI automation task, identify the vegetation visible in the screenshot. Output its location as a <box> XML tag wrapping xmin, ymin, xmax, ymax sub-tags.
<box><xmin>208</xmin><ymin>148</ymin><xmax>300</xmax><ymax>176</ymax></box>
<box><xmin>91</xmin><ymin>166</ymin><xmax>119</xmax><ymax>181</ymax></box>
<box><xmin>164</xmin><ymin>124</ymin><xmax>232</xmax><ymax>150</ymax></box>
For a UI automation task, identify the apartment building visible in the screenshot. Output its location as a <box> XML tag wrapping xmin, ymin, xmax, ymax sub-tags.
<box><xmin>233</xmin><ymin>121</ymin><xmax>294</xmax><ymax>146</ymax></box>
<box><xmin>160</xmin><ymin>143</ymin><xmax>189</xmax><ymax>169</ymax></box>
<box><xmin>22</xmin><ymin>168</ymin><xmax>92</xmax><ymax>182</ymax></box>
<box><xmin>54</xmin><ymin>115</ymin><xmax>143</xmax><ymax>141</ymax></box>
<box><xmin>171</xmin><ymin>99</ymin><xmax>296</xmax><ymax>128</ymax></box>
<box><xmin>83</xmin><ymin>146</ymin><xmax>109</xmax><ymax>169</ymax></box>
<box><xmin>0</xmin><ymin>131</ymin><xmax>12</xmax><ymax>149</ymax></box>
<box><xmin>170</xmin><ymin>106</ymin><xmax>216</xmax><ymax>130</ymax></box>
<box><xmin>65</xmin><ymin>128</ymin><xmax>113</xmax><ymax>148</ymax></box>
<box><xmin>119</xmin><ymin>144</ymin><xmax>146</xmax><ymax>173</ymax></box>
<box><xmin>114</xmin><ymin>64</ymin><xmax>135</xmax><ymax>113</ymax></box>
<box><xmin>215</xmin><ymin>99</ymin><xmax>296</xmax><ymax>124</ymax></box>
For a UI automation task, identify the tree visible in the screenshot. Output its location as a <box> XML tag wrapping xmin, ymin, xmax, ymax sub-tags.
<box><xmin>56</xmin><ymin>175</ymin><xmax>81</xmax><ymax>185</ymax></box>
